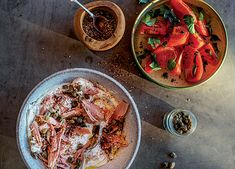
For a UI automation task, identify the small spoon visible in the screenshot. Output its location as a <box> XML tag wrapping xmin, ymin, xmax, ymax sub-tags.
<box><xmin>71</xmin><ymin>0</ymin><xmax>108</xmax><ymax>33</ymax></box>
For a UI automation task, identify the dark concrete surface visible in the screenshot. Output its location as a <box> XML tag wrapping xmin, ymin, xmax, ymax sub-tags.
<box><xmin>0</xmin><ymin>0</ymin><xmax>235</xmax><ymax>169</ymax></box>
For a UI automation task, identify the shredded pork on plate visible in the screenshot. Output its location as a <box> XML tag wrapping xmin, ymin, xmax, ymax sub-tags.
<box><xmin>28</xmin><ymin>78</ymin><xmax>129</xmax><ymax>169</ymax></box>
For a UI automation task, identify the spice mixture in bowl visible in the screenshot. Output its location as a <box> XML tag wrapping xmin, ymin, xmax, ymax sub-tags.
<box><xmin>82</xmin><ymin>8</ymin><xmax>117</xmax><ymax>41</ymax></box>
<box><xmin>73</xmin><ymin>1</ymin><xmax>125</xmax><ymax>51</ymax></box>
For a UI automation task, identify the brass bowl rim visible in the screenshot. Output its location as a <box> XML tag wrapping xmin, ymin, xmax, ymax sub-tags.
<box><xmin>131</xmin><ymin>0</ymin><xmax>228</xmax><ymax>90</ymax></box>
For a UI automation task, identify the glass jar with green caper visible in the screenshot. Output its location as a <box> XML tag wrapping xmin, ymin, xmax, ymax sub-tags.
<box><xmin>163</xmin><ymin>109</ymin><xmax>197</xmax><ymax>137</ymax></box>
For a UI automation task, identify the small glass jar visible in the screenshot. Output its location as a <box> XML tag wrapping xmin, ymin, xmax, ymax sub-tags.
<box><xmin>163</xmin><ymin>109</ymin><xmax>197</xmax><ymax>137</ymax></box>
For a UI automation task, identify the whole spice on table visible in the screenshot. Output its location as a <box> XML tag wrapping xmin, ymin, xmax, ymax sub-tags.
<box><xmin>168</xmin><ymin>162</ymin><xmax>176</xmax><ymax>169</ymax></box>
<box><xmin>173</xmin><ymin>111</ymin><xmax>192</xmax><ymax>134</ymax></box>
<box><xmin>169</xmin><ymin>152</ymin><xmax>177</xmax><ymax>159</ymax></box>
<box><xmin>82</xmin><ymin>9</ymin><xmax>117</xmax><ymax>41</ymax></box>
<box><xmin>161</xmin><ymin>162</ymin><xmax>169</xmax><ymax>168</ymax></box>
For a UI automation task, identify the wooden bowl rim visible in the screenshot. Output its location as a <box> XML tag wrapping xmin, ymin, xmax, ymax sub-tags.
<box><xmin>74</xmin><ymin>1</ymin><xmax>125</xmax><ymax>51</ymax></box>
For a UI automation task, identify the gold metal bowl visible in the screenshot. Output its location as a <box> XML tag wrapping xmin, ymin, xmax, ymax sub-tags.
<box><xmin>131</xmin><ymin>0</ymin><xmax>228</xmax><ymax>89</ymax></box>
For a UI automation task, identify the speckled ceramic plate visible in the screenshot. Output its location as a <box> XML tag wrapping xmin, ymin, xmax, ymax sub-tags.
<box><xmin>16</xmin><ymin>68</ymin><xmax>141</xmax><ymax>169</ymax></box>
<box><xmin>131</xmin><ymin>0</ymin><xmax>228</xmax><ymax>89</ymax></box>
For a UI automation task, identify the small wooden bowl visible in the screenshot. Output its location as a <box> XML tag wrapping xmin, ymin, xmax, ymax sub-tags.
<box><xmin>73</xmin><ymin>1</ymin><xmax>125</xmax><ymax>51</ymax></box>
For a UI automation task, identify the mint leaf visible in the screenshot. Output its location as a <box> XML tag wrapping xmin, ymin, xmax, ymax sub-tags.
<box><xmin>142</xmin><ymin>13</ymin><xmax>157</xmax><ymax>26</ymax></box>
<box><xmin>152</xmin><ymin>53</ymin><xmax>157</xmax><ymax>61</ymax></box>
<box><xmin>148</xmin><ymin>38</ymin><xmax>161</xmax><ymax>48</ymax></box>
<box><xmin>184</xmin><ymin>15</ymin><xmax>195</xmax><ymax>34</ymax></box>
<box><xmin>167</xmin><ymin>59</ymin><xmax>176</xmax><ymax>70</ymax></box>
<box><xmin>139</xmin><ymin>0</ymin><xmax>149</xmax><ymax>4</ymax></box>
<box><xmin>188</xmin><ymin>24</ymin><xmax>196</xmax><ymax>34</ymax></box>
<box><xmin>142</xmin><ymin>13</ymin><xmax>151</xmax><ymax>23</ymax></box>
<box><xmin>159</xmin><ymin>5</ymin><xmax>169</xmax><ymax>16</ymax></box>
<box><xmin>150</xmin><ymin>61</ymin><xmax>161</xmax><ymax>70</ymax></box>
<box><xmin>164</xmin><ymin>9</ymin><xmax>180</xmax><ymax>24</ymax></box>
<box><xmin>199</xmin><ymin>12</ymin><xmax>204</xmax><ymax>21</ymax></box>
<box><xmin>159</xmin><ymin>5</ymin><xmax>180</xmax><ymax>25</ymax></box>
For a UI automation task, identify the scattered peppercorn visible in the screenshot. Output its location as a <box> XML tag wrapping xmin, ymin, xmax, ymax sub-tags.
<box><xmin>169</xmin><ymin>152</ymin><xmax>177</xmax><ymax>159</ymax></box>
<box><xmin>169</xmin><ymin>162</ymin><xmax>176</xmax><ymax>169</ymax></box>
<box><xmin>161</xmin><ymin>162</ymin><xmax>169</xmax><ymax>168</ymax></box>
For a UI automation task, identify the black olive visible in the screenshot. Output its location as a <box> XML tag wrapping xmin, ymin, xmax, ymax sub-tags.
<box><xmin>71</xmin><ymin>100</ymin><xmax>78</xmax><ymax>108</ymax></box>
<box><xmin>62</xmin><ymin>85</ymin><xmax>69</xmax><ymax>90</ymax></box>
<box><xmin>67</xmin><ymin>156</ymin><xmax>74</xmax><ymax>163</ymax></box>
<box><xmin>84</xmin><ymin>94</ymin><xmax>90</xmax><ymax>99</ymax></box>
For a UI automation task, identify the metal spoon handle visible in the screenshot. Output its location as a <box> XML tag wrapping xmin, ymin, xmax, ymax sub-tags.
<box><xmin>70</xmin><ymin>0</ymin><xmax>94</xmax><ymax>17</ymax></box>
